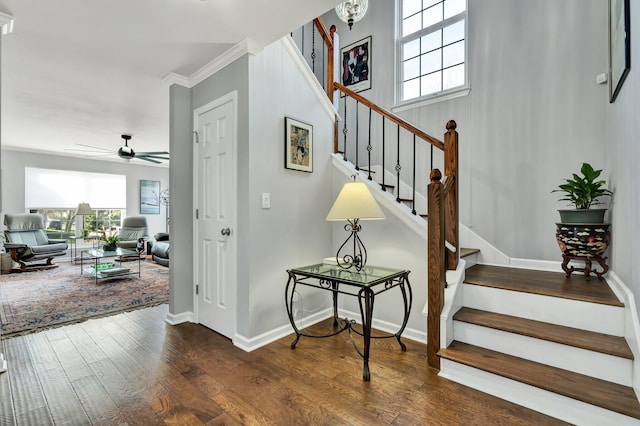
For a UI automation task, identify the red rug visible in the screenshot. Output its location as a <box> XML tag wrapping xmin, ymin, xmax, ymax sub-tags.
<box><xmin>0</xmin><ymin>258</ymin><xmax>168</xmax><ymax>338</ymax></box>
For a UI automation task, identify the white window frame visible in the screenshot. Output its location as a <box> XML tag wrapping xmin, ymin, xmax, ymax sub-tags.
<box><xmin>395</xmin><ymin>0</ymin><xmax>469</xmax><ymax>109</ymax></box>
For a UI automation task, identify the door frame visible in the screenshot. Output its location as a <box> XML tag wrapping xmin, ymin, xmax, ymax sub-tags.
<box><xmin>192</xmin><ymin>90</ymin><xmax>238</xmax><ymax>339</ymax></box>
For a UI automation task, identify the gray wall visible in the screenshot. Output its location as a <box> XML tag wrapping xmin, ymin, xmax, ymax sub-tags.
<box><xmin>607</xmin><ymin>2</ymin><xmax>640</xmax><ymax>322</ymax></box>
<box><xmin>0</xmin><ymin>149</ymin><xmax>169</xmax><ymax>236</ymax></box>
<box><xmin>323</xmin><ymin>0</ymin><xmax>609</xmax><ymax>262</ymax></box>
<box><xmin>168</xmin><ymin>84</ymin><xmax>192</xmax><ymax>315</ymax></box>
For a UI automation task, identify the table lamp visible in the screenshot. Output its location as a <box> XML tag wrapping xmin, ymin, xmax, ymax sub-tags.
<box><xmin>76</xmin><ymin>202</ymin><xmax>93</xmax><ymax>237</ymax></box>
<box><xmin>326</xmin><ymin>177</ymin><xmax>385</xmax><ymax>271</ymax></box>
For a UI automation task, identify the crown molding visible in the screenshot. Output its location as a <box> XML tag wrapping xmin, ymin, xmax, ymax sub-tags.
<box><xmin>0</xmin><ymin>12</ymin><xmax>14</xmax><ymax>35</ymax></box>
<box><xmin>162</xmin><ymin>38</ymin><xmax>263</xmax><ymax>88</ymax></box>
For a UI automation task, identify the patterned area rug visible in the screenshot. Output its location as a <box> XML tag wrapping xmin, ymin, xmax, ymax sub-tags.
<box><xmin>0</xmin><ymin>259</ymin><xmax>168</xmax><ymax>338</ymax></box>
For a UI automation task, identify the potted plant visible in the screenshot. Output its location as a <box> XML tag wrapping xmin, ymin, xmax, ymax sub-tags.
<box><xmin>102</xmin><ymin>232</ymin><xmax>120</xmax><ymax>251</ymax></box>
<box><xmin>553</xmin><ymin>163</ymin><xmax>612</xmax><ymax>279</ymax></box>
<box><xmin>552</xmin><ymin>162</ymin><xmax>613</xmax><ymax>223</ymax></box>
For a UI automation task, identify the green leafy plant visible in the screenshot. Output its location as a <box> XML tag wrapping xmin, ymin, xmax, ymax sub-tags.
<box><xmin>552</xmin><ymin>162</ymin><xmax>612</xmax><ymax>209</ymax></box>
<box><xmin>103</xmin><ymin>233</ymin><xmax>120</xmax><ymax>246</ymax></box>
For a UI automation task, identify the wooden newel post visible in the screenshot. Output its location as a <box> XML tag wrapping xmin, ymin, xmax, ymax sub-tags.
<box><xmin>427</xmin><ymin>168</ymin><xmax>445</xmax><ymax>370</ymax></box>
<box><xmin>444</xmin><ymin>120</ymin><xmax>459</xmax><ymax>271</ymax></box>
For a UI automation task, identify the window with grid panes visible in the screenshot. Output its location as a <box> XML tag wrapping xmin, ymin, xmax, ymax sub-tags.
<box><xmin>399</xmin><ymin>0</ymin><xmax>467</xmax><ymax>102</ymax></box>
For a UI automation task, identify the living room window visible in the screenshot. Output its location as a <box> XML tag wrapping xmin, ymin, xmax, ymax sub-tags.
<box><xmin>398</xmin><ymin>0</ymin><xmax>467</xmax><ymax>104</ymax></box>
<box><xmin>25</xmin><ymin>167</ymin><xmax>127</xmax><ymax>241</ymax></box>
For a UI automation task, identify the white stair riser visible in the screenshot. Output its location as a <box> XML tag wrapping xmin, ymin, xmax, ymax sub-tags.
<box><xmin>440</xmin><ymin>359</ymin><xmax>640</xmax><ymax>426</ymax></box>
<box><xmin>461</xmin><ymin>253</ymin><xmax>478</xmax><ymax>269</ymax></box>
<box><xmin>453</xmin><ymin>321</ymin><xmax>633</xmax><ymax>386</ymax></box>
<box><xmin>462</xmin><ymin>284</ymin><xmax>625</xmax><ymax>336</ymax></box>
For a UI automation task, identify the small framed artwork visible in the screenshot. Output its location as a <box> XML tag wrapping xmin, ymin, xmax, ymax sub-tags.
<box><xmin>608</xmin><ymin>0</ymin><xmax>630</xmax><ymax>103</ymax></box>
<box><xmin>340</xmin><ymin>36</ymin><xmax>372</xmax><ymax>96</ymax></box>
<box><xmin>285</xmin><ymin>117</ymin><xmax>313</xmax><ymax>173</ymax></box>
<box><xmin>140</xmin><ymin>180</ymin><xmax>160</xmax><ymax>214</ymax></box>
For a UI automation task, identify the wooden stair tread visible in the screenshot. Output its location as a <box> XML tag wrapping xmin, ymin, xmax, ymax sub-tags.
<box><xmin>464</xmin><ymin>265</ymin><xmax>623</xmax><ymax>307</ymax></box>
<box><xmin>460</xmin><ymin>248</ymin><xmax>479</xmax><ymax>258</ymax></box>
<box><xmin>453</xmin><ymin>307</ymin><xmax>633</xmax><ymax>359</ymax></box>
<box><xmin>439</xmin><ymin>341</ymin><xmax>640</xmax><ymax>419</ymax></box>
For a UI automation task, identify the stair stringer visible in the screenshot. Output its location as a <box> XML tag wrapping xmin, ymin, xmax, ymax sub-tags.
<box><xmin>440</xmin><ymin>358</ymin><xmax>640</xmax><ymax>426</ymax></box>
<box><xmin>608</xmin><ymin>271</ymin><xmax>640</xmax><ymax>400</ymax></box>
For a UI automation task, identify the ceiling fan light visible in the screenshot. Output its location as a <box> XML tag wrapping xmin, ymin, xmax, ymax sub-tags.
<box><xmin>335</xmin><ymin>0</ymin><xmax>368</xmax><ymax>30</ymax></box>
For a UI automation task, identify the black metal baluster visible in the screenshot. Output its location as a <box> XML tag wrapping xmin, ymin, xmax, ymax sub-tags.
<box><xmin>381</xmin><ymin>117</ymin><xmax>386</xmax><ymax>192</ymax></box>
<box><xmin>301</xmin><ymin>25</ymin><xmax>305</xmax><ymax>58</ymax></box>
<box><xmin>311</xmin><ymin>24</ymin><xmax>316</xmax><ymax>73</ymax></box>
<box><xmin>367</xmin><ymin>108</ymin><xmax>373</xmax><ymax>181</ymax></box>
<box><xmin>355</xmin><ymin>101</ymin><xmax>360</xmax><ymax>171</ymax></box>
<box><xmin>396</xmin><ymin>125</ymin><xmax>401</xmax><ymax>203</ymax></box>
<box><xmin>342</xmin><ymin>98</ymin><xmax>348</xmax><ymax>161</ymax></box>
<box><xmin>412</xmin><ymin>134</ymin><xmax>417</xmax><ymax>215</ymax></box>
<box><xmin>430</xmin><ymin>144</ymin><xmax>434</xmax><ymax>172</ymax></box>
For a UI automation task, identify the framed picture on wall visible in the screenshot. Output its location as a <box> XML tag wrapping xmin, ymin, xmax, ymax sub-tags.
<box><xmin>340</xmin><ymin>36</ymin><xmax>372</xmax><ymax>96</ymax></box>
<box><xmin>609</xmin><ymin>0</ymin><xmax>630</xmax><ymax>103</ymax></box>
<box><xmin>284</xmin><ymin>117</ymin><xmax>313</xmax><ymax>173</ymax></box>
<box><xmin>140</xmin><ymin>180</ymin><xmax>160</xmax><ymax>214</ymax></box>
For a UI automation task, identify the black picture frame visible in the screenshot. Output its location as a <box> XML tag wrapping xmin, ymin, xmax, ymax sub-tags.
<box><xmin>140</xmin><ymin>180</ymin><xmax>160</xmax><ymax>214</ymax></box>
<box><xmin>284</xmin><ymin>117</ymin><xmax>313</xmax><ymax>173</ymax></box>
<box><xmin>340</xmin><ymin>36</ymin><xmax>372</xmax><ymax>96</ymax></box>
<box><xmin>609</xmin><ymin>0</ymin><xmax>631</xmax><ymax>103</ymax></box>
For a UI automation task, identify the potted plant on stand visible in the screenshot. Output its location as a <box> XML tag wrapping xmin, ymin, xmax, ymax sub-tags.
<box><xmin>552</xmin><ymin>162</ymin><xmax>612</xmax><ymax>280</ymax></box>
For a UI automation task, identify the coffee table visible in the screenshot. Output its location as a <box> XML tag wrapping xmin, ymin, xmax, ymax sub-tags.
<box><xmin>80</xmin><ymin>248</ymin><xmax>141</xmax><ymax>284</ymax></box>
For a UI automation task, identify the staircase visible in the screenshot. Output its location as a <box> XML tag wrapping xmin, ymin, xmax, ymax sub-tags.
<box><xmin>291</xmin><ymin>17</ymin><xmax>640</xmax><ymax>424</ymax></box>
<box><xmin>439</xmin><ymin>264</ymin><xmax>640</xmax><ymax>425</ymax></box>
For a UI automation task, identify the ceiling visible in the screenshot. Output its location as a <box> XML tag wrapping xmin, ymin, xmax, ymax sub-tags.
<box><xmin>0</xmin><ymin>0</ymin><xmax>340</xmax><ymax>165</ymax></box>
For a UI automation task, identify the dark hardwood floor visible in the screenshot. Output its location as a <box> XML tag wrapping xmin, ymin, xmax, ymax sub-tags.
<box><xmin>0</xmin><ymin>304</ymin><xmax>567</xmax><ymax>425</ymax></box>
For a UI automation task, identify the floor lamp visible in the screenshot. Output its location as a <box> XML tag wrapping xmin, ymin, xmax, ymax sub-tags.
<box><xmin>76</xmin><ymin>202</ymin><xmax>93</xmax><ymax>238</ymax></box>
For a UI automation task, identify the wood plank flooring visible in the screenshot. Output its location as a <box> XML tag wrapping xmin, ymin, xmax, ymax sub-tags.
<box><xmin>0</xmin><ymin>304</ymin><xmax>568</xmax><ymax>425</ymax></box>
<box><xmin>464</xmin><ymin>264</ymin><xmax>623</xmax><ymax>306</ymax></box>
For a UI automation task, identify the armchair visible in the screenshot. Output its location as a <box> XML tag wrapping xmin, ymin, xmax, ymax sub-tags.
<box><xmin>3</xmin><ymin>213</ymin><xmax>68</xmax><ymax>271</ymax></box>
<box><xmin>117</xmin><ymin>216</ymin><xmax>148</xmax><ymax>250</ymax></box>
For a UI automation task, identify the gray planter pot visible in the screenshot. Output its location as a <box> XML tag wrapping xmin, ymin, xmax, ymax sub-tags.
<box><xmin>558</xmin><ymin>209</ymin><xmax>607</xmax><ymax>224</ymax></box>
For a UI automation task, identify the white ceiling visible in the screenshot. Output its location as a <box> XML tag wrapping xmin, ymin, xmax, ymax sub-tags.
<box><xmin>0</xmin><ymin>0</ymin><xmax>340</xmax><ymax>165</ymax></box>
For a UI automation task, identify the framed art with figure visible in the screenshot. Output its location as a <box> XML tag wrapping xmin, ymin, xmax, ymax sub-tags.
<box><xmin>284</xmin><ymin>117</ymin><xmax>313</xmax><ymax>173</ymax></box>
<box><xmin>340</xmin><ymin>36</ymin><xmax>371</xmax><ymax>96</ymax></box>
<box><xmin>140</xmin><ymin>180</ymin><xmax>160</xmax><ymax>214</ymax></box>
<box><xmin>608</xmin><ymin>0</ymin><xmax>630</xmax><ymax>103</ymax></box>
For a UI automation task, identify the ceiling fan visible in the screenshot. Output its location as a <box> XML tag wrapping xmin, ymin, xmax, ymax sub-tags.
<box><xmin>117</xmin><ymin>134</ymin><xmax>169</xmax><ymax>164</ymax></box>
<box><xmin>66</xmin><ymin>134</ymin><xmax>170</xmax><ymax>164</ymax></box>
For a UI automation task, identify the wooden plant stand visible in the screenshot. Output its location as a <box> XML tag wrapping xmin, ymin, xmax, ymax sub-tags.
<box><xmin>561</xmin><ymin>254</ymin><xmax>608</xmax><ymax>281</ymax></box>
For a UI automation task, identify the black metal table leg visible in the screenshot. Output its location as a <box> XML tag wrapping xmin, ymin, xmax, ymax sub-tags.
<box><xmin>395</xmin><ymin>275</ymin><xmax>413</xmax><ymax>351</ymax></box>
<box><xmin>358</xmin><ymin>287</ymin><xmax>374</xmax><ymax>381</ymax></box>
<box><xmin>284</xmin><ymin>271</ymin><xmax>301</xmax><ymax>349</ymax></box>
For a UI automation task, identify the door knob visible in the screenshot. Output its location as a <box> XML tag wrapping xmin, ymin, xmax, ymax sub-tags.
<box><xmin>221</xmin><ymin>228</ymin><xmax>231</xmax><ymax>236</ymax></box>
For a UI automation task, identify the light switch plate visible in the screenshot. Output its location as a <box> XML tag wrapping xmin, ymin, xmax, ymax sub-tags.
<box><xmin>261</xmin><ymin>193</ymin><xmax>271</xmax><ymax>209</ymax></box>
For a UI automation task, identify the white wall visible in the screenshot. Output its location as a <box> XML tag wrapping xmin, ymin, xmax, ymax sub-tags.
<box><xmin>0</xmin><ymin>149</ymin><xmax>169</xmax><ymax>236</ymax></box>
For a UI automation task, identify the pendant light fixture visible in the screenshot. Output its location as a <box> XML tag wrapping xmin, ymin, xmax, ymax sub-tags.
<box><xmin>335</xmin><ymin>0</ymin><xmax>368</xmax><ymax>30</ymax></box>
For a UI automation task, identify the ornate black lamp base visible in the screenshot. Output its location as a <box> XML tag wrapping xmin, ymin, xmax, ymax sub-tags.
<box><xmin>561</xmin><ymin>254</ymin><xmax>609</xmax><ymax>281</ymax></box>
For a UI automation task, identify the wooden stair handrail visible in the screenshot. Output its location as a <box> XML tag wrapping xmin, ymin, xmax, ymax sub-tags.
<box><xmin>334</xmin><ymin>82</ymin><xmax>445</xmax><ymax>151</ymax></box>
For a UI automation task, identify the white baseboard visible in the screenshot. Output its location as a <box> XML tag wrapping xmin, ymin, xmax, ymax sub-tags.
<box><xmin>234</xmin><ymin>308</ymin><xmax>333</xmax><ymax>352</ymax></box>
<box><xmin>165</xmin><ymin>311</ymin><xmax>193</xmax><ymax>325</ymax></box>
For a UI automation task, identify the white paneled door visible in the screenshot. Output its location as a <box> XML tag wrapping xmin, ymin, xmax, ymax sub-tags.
<box><xmin>194</xmin><ymin>92</ymin><xmax>237</xmax><ymax>340</ymax></box>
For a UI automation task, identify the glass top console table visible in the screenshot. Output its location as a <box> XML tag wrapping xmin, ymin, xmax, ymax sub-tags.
<box><xmin>80</xmin><ymin>248</ymin><xmax>141</xmax><ymax>284</ymax></box>
<box><xmin>285</xmin><ymin>263</ymin><xmax>412</xmax><ymax>381</ymax></box>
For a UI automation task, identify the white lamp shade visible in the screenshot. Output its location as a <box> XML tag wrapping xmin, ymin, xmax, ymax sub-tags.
<box><xmin>76</xmin><ymin>202</ymin><xmax>93</xmax><ymax>215</ymax></box>
<box><xmin>326</xmin><ymin>182</ymin><xmax>385</xmax><ymax>221</ymax></box>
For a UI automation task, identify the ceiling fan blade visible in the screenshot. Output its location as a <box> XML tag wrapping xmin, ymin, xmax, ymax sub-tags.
<box><xmin>138</xmin><ymin>156</ymin><xmax>162</xmax><ymax>164</ymax></box>
<box><xmin>137</xmin><ymin>151</ymin><xmax>170</xmax><ymax>156</ymax></box>
<box><xmin>138</xmin><ymin>155</ymin><xmax>170</xmax><ymax>160</ymax></box>
<box><xmin>73</xmin><ymin>143</ymin><xmax>112</xmax><ymax>152</ymax></box>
